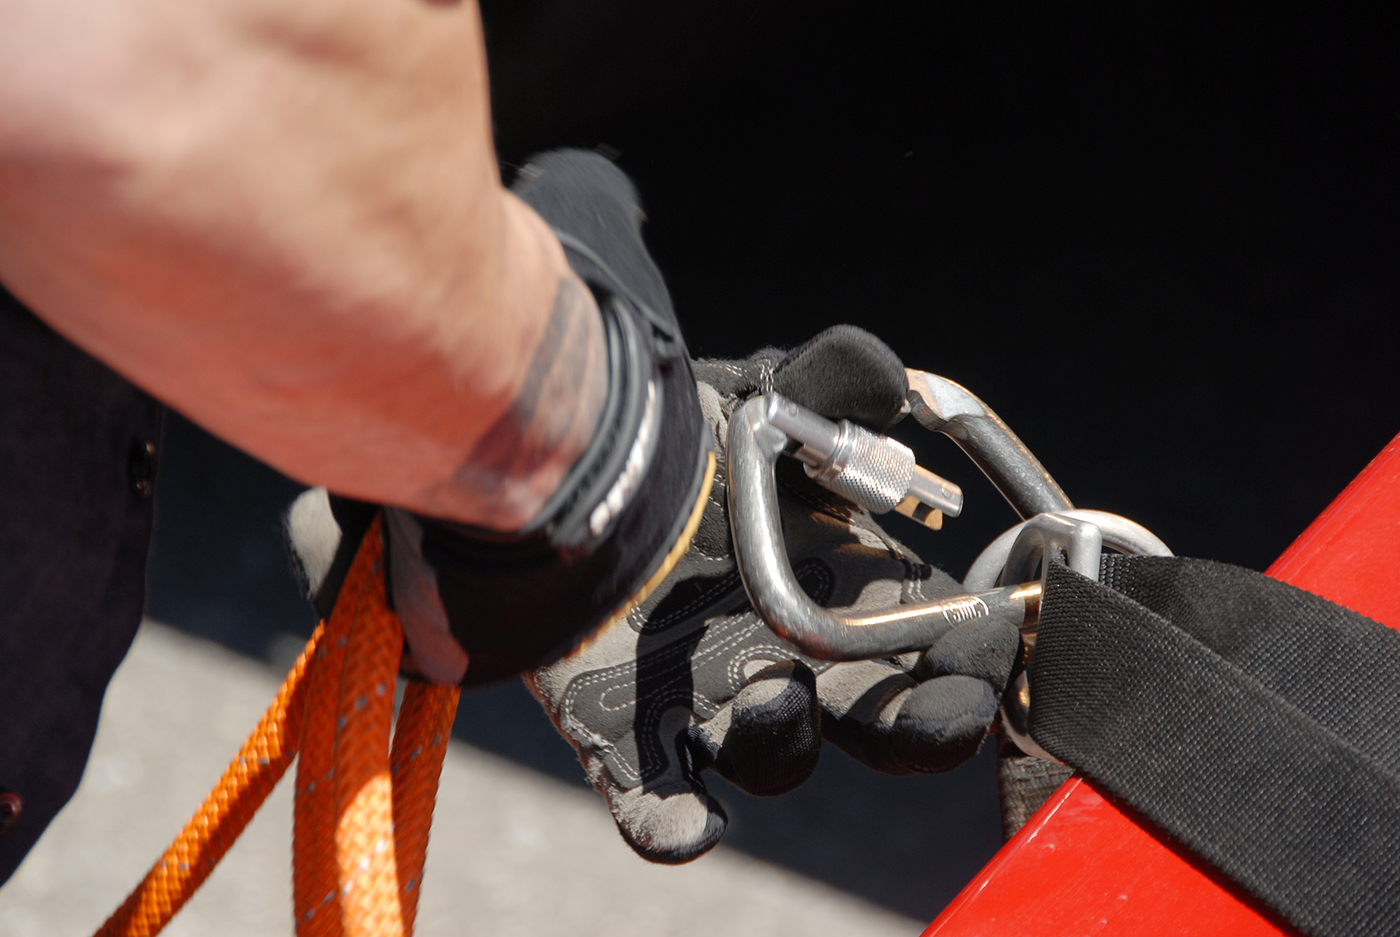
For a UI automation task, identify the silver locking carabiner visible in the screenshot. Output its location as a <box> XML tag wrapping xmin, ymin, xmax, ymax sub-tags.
<box><xmin>726</xmin><ymin>391</ymin><xmax>1042</xmax><ymax>662</ymax></box>
<box><xmin>727</xmin><ymin>368</ymin><xmax>1171</xmax><ymax>760</ymax></box>
<box><xmin>761</xmin><ymin>392</ymin><xmax>963</xmax><ymax>526</ymax></box>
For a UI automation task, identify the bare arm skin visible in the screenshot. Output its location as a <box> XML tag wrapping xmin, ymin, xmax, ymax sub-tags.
<box><xmin>0</xmin><ymin>0</ymin><xmax>606</xmax><ymax>529</ymax></box>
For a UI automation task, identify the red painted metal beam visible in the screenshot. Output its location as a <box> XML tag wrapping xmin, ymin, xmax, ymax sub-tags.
<box><xmin>926</xmin><ymin>432</ymin><xmax>1400</xmax><ymax>937</ymax></box>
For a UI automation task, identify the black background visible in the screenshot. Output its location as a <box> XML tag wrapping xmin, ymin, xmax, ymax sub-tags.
<box><xmin>148</xmin><ymin>2</ymin><xmax>1400</xmax><ymax>923</ymax></box>
<box><xmin>479</xmin><ymin>0</ymin><xmax>1400</xmax><ymax>577</ymax></box>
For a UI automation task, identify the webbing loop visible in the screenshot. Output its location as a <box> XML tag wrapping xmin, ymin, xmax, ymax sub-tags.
<box><xmin>1032</xmin><ymin>555</ymin><xmax>1400</xmax><ymax>937</ymax></box>
<box><xmin>96</xmin><ymin>513</ymin><xmax>460</xmax><ymax>937</ymax></box>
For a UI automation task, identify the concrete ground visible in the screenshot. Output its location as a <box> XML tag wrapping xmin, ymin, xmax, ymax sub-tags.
<box><xmin>0</xmin><ymin>621</ymin><xmax>924</xmax><ymax>937</ymax></box>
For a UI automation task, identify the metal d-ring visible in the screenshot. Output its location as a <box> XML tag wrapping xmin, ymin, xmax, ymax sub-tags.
<box><xmin>984</xmin><ymin>511</ymin><xmax>1173</xmax><ymax>762</ymax></box>
<box><xmin>965</xmin><ymin>510</ymin><xmax>1173</xmax><ymax>592</ymax></box>
<box><xmin>903</xmin><ymin>369</ymin><xmax>1174</xmax><ymax>762</ymax></box>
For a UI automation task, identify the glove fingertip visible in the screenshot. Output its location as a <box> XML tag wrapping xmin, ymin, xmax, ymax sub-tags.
<box><xmin>717</xmin><ymin>661</ymin><xmax>821</xmax><ymax>797</ymax></box>
<box><xmin>770</xmin><ymin>325</ymin><xmax>908</xmax><ymax>430</ymax></box>
<box><xmin>915</xmin><ymin>620</ymin><xmax>1022</xmax><ymax>694</ymax></box>
<box><xmin>891</xmin><ymin>675</ymin><xmax>999</xmax><ymax>773</ymax></box>
<box><xmin>611</xmin><ymin>783</ymin><xmax>728</xmax><ymax>865</ymax></box>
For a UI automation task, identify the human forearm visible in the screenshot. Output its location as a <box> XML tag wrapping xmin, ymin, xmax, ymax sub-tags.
<box><xmin>0</xmin><ymin>0</ymin><xmax>605</xmax><ymax>528</ymax></box>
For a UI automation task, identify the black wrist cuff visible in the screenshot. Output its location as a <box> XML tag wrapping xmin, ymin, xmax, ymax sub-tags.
<box><xmin>316</xmin><ymin>149</ymin><xmax>710</xmax><ymax>685</ymax></box>
<box><xmin>516</xmin><ymin>288</ymin><xmax>670</xmax><ymax>557</ymax></box>
<box><xmin>412</xmin><ymin>147</ymin><xmax>710</xmax><ymax>684</ymax></box>
<box><xmin>414</xmin><ymin>289</ymin><xmax>708</xmax><ymax>683</ymax></box>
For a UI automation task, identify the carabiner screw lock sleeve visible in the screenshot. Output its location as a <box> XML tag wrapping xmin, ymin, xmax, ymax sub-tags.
<box><xmin>762</xmin><ymin>392</ymin><xmax>962</xmax><ymax>522</ymax></box>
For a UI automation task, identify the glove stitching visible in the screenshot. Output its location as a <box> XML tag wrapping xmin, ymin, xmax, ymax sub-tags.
<box><xmin>556</xmin><ymin>695</ymin><xmax>648</xmax><ymax>788</ymax></box>
<box><xmin>562</xmin><ymin>617</ymin><xmax>785</xmax><ymax>784</ymax></box>
<box><xmin>560</xmin><ymin>558</ymin><xmax>836</xmax><ymax>762</ymax></box>
<box><xmin>549</xmin><ymin>430</ymin><xmax>947</xmax><ymax>799</ymax></box>
<box><xmin>691</xmin><ymin>539</ymin><xmax>729</xmax><ymax>562</ymax></box>
<box><xmin>561</xmin><ymin>648</ymin><xmax>714</xmax><ymax>777</ymax></box>
<box><xmin>570</xmin><ymin>625</ymin><xmax>819</xmax><ymax>787</ymax></box>
<box><xmin>757</xmin><ymin>359</ymin><xmax>775</xmax><ymax>395</ymax></box>
<box><xmin>798</xmin><ymin>560</ymin><xmax>835</xmax><ymax>609</ymax></box>
<box><xmin>567</xmin><ymin>558</ymin><xmax>834</xmax><ymax>753</ymax></box>
<box><xmin>725</xmin><ymin>641</ymin><xmax>805</xmax><ymax>688</ymax></box>
<box><xmin>634</xmin><ymin>569</ymin><xmax>745</xmax><ymax>633</ymax></box>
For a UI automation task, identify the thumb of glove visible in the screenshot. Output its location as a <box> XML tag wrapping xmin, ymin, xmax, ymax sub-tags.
<box><xmin>626</xmin><ymin>662</ymin><xmax>825</xmax><ymax>860</ymax></box>
<box><xmin>602</xmin><ymin>722</ymin><xmax>729</xmax><ymax>866</ymax></box>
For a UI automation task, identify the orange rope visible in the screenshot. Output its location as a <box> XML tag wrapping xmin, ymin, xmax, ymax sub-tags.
<box><xmin>94</xmin><ymin>620</ymin><xmax>321</xmax><ymax>937</ymax></box>
<box><xmin>98</xmin><ymin>512</ymin><xmax>461</xmax><ymax>937</ymax></box>
<box><xmin>293</xmin><ymin>570</ymin><xmax>356</xmax><ymax>937</ymax></box>
<box><xmin>326</xmin><ymin>520</ymin><xmax>405</xmax><ymax>937</ymax></box>
<box><xmin>390</xmin><ymin>681</ymin><xmax>461</xmax><ymax>934</ymax></box>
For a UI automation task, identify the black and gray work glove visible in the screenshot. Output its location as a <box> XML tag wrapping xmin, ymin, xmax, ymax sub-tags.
<box><xmin>285</xmin><ymin>150</ymin><xmax>1018</xmax><ymax>867</ymax></box>
<box><xmin>527</xmin><ymin>327</ymin><xmax>1021</xmax><ymax>864</ymax></box>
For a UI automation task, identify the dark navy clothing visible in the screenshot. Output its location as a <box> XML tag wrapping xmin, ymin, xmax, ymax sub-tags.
<box><xmin>0</xmin><ymin>287</ymin><xmax>163</xmax><ymax>884</ymax></box>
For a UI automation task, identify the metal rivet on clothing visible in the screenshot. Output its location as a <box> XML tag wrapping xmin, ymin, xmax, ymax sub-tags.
<box><xmin>0</xmin><ymin>791</ymin><xmax>22</xmax><ymax>836</ymax></box>
<box><xmin>128</xmin><ymin>439</ymin><xmax>157</xmax><ymax>498</ymax></box>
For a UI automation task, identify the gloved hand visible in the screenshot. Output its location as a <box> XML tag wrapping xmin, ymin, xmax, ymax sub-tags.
<box><xmin>285</xmin><ymin>151</ymin><xmax>1019</xmax><ymax>868</ymax></box>
<box><xmin>527</xmin><ymin>328</ymin><xmax>1021</xmax><ymax>864</ymax></box>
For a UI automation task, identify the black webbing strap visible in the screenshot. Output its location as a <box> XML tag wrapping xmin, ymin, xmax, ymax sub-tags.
<box><xmin>1031</xmin><ymin>555</ymin><xmax>1400</xmax><ymax>937</ymax></box>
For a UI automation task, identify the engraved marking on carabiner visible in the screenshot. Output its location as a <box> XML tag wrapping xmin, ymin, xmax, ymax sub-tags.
<box><xmin>941</xmin><ymin>595</ymin><xmax>991</xmax><ymax>624</ymax></box>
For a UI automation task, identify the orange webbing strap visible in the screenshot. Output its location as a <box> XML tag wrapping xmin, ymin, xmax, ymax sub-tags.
<box><xmin>98</xmin><ymin>513</ymin><xmax>460</xmax><ymax>937</ymax></box>
<box><xmin>94</xmin><ymin>621</ymin><xmax>320</xmax><ymax>936</ymax></box>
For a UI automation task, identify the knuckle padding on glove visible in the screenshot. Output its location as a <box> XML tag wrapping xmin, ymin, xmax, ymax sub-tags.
<box><xmin>692</xmin><ymin>325</ymin><xmax>910</xmax><ymax>430</ymax></box>
<box><xmin>769</xmin><ymin>324</ymin><xmax>911</xmax><ymax>430</ymax></box>
<box><xmin>713</xmin><ymin>660</ymin><xmax>821</xmax><ymax>796</ymax></box>
<box><xmin>891</xmin><ymin>675</ymin><xmax>1002</xmax><ymax>773</ymax></box>
<box><xmin>817</xmin><ymin>660</ymin><xmax>922</xmax><ymax>774</ymax></box>
<box><xmin>819</xmin><ymin>661</ymin><xmax>1001</xmax><ymax>775</ymax></box>
<box><xmin>915</xmin><ymin>619</ymin><xmax>1023</xmax><ymax>695</ymax></box>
